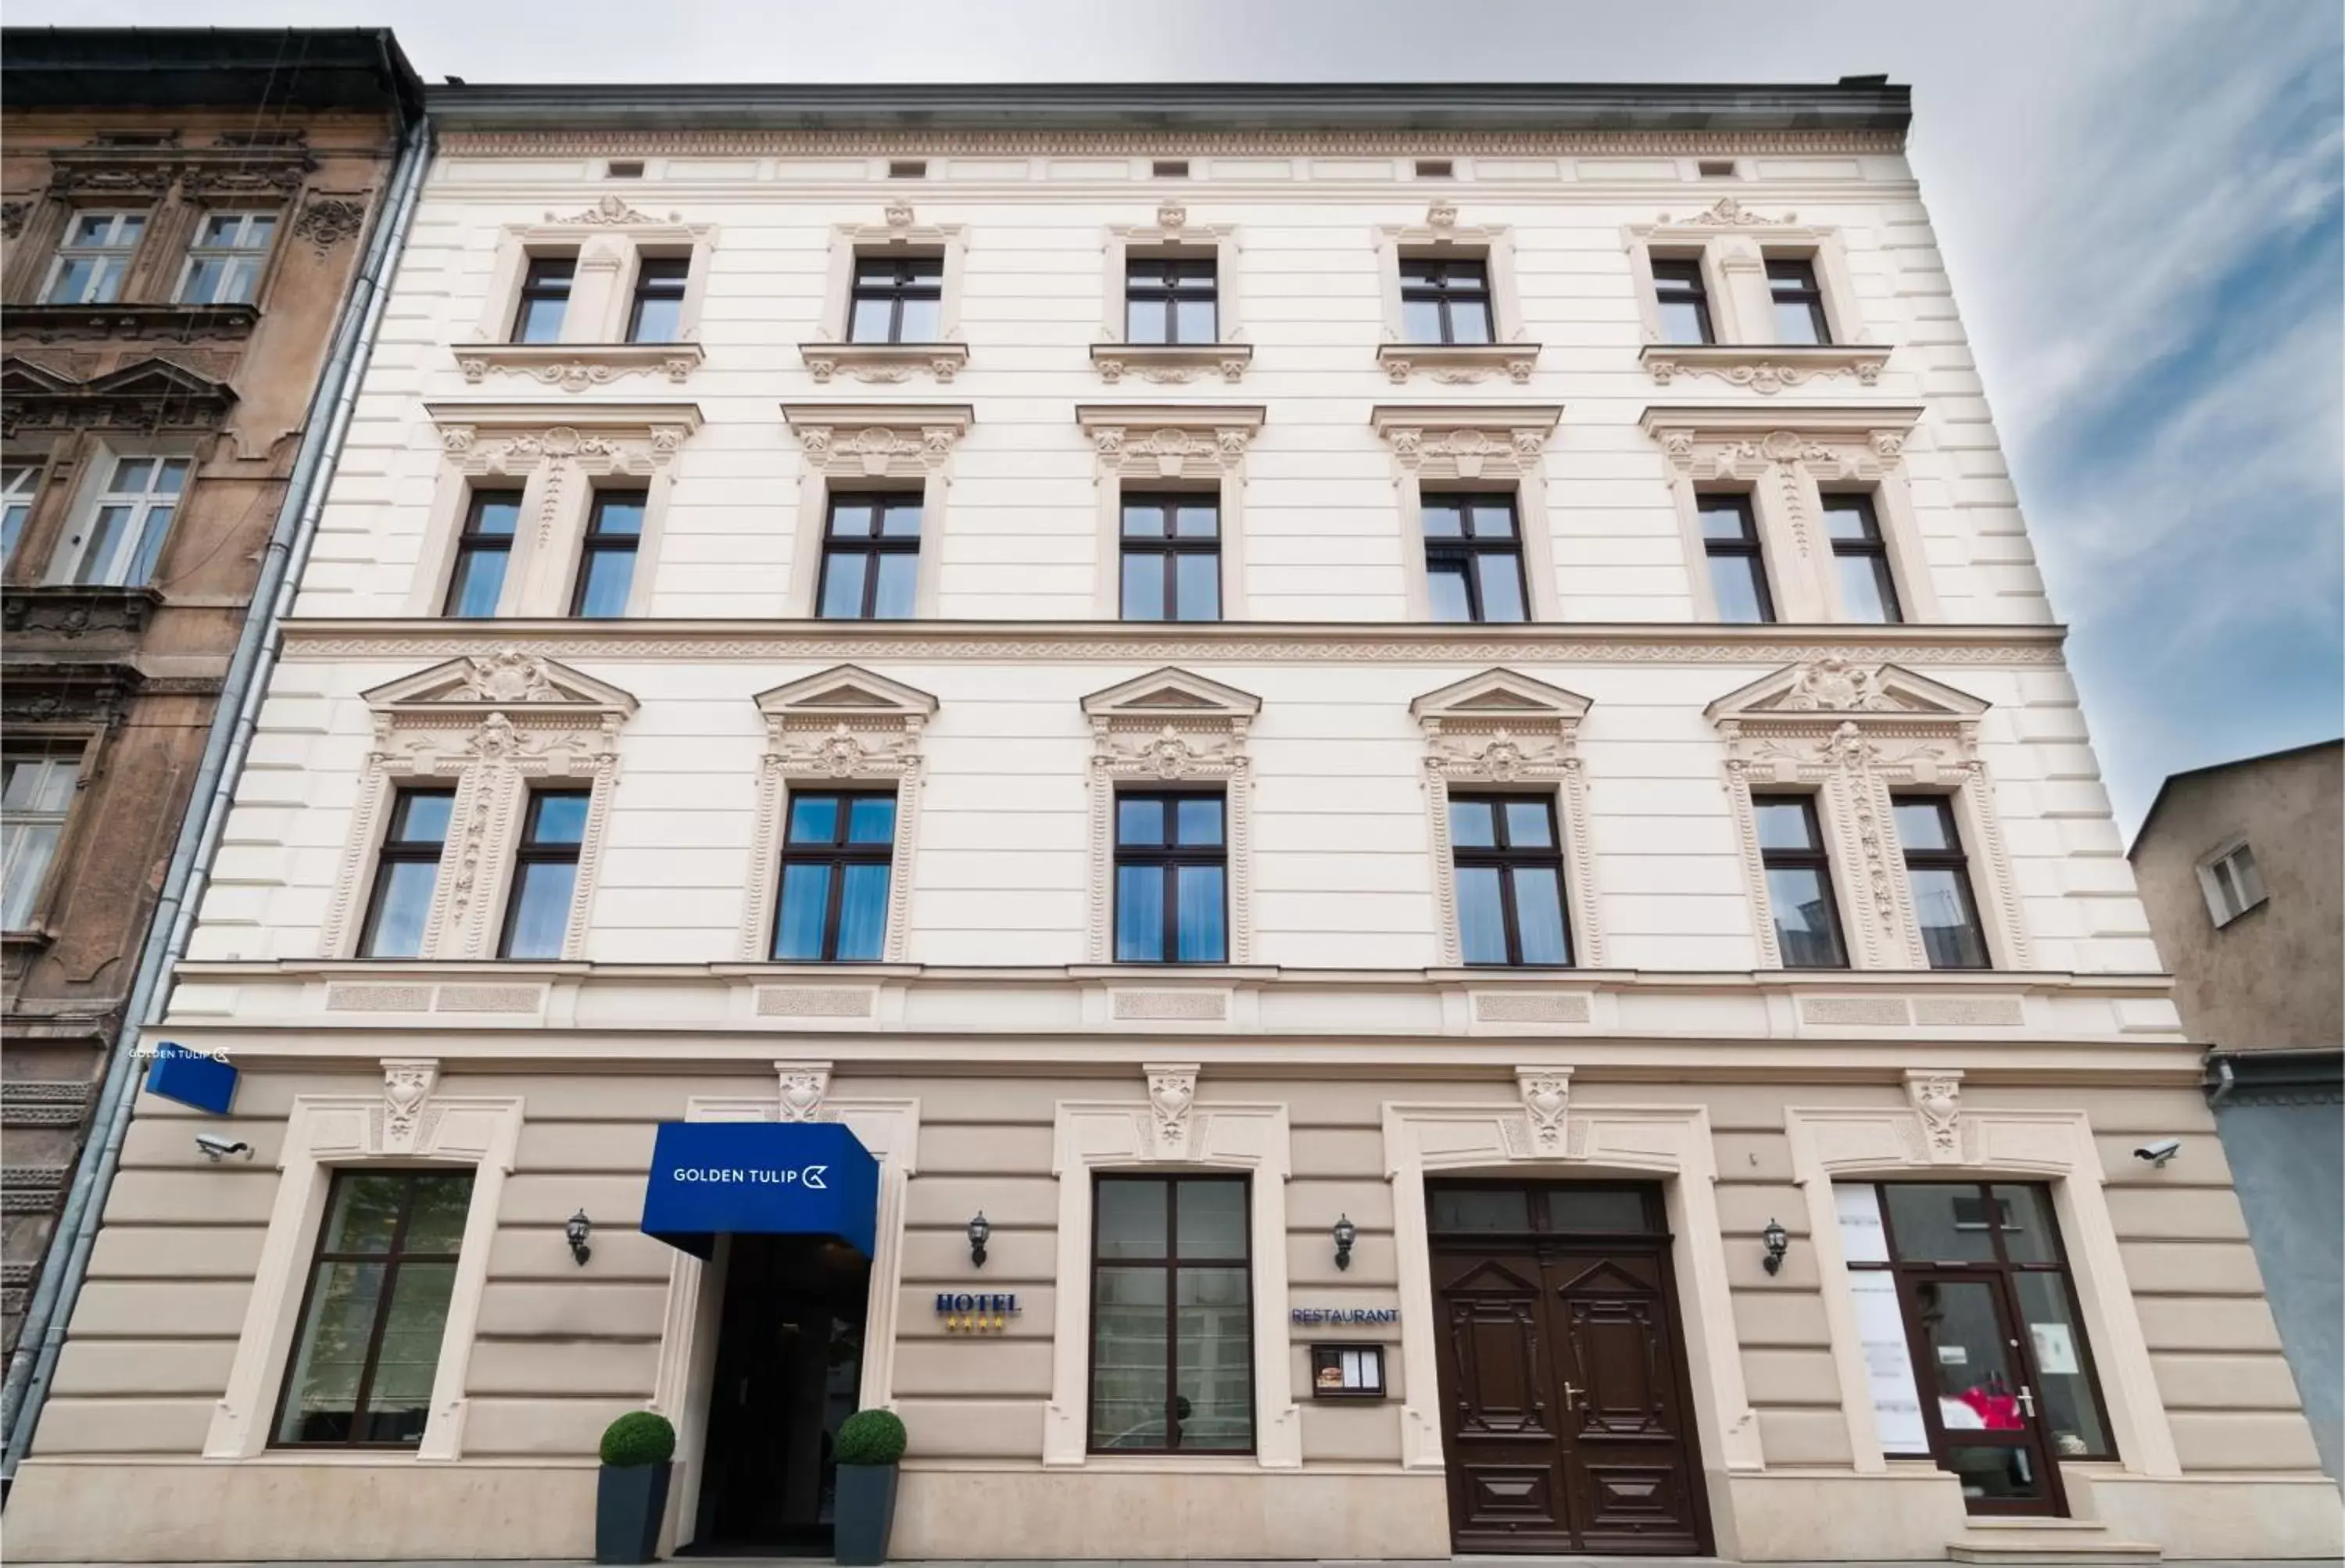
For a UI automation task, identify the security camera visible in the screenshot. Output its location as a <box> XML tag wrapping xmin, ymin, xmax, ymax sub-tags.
<box><xmin>2133</xmin><ymin>1139</ymin><xmax>2182</xmax><ymax>1168</ymax></box>
<box><xmin>195</xmin><ymin>1134</ymin><xmax>253</xmax><ymax>1162</ymax></box>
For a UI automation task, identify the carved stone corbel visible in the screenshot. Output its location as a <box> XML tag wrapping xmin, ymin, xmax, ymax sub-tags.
<box><xmin>1517</xmin><ymin>1067</ymin><xmax>1573</xmax><ymax>1156</ymax></box>
<box><xmin>1145</xmin><ymin>1062</ymin><xmax>1199</xmax><ymax>1158</ymax></box>
<box><xmin>380</xmin><ymin>1059</ymin><xmax>442</xmax><ymax>1155</ymax></box>
<box><xmin>1904</xmin><ymin>1069</ymin><xmax>1965</xmax><ymax>1163</ymax></box>
<box><xmin>776</xmin><ymin>1061</ymin><xmax>834</xmax><ymax>1122</ymax></box>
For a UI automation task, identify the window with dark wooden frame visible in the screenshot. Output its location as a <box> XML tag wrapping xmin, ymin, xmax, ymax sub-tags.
<box><xmin>1836</xmin><ymin>1181</ymin><xmax>2115</xmax><ymax>1472</ymax></box>
<box><xmin>511</xmin><ymin>256</ymin><xmax>575</xmax><ymax>343</ymax></box>
<box><xmin>1120</xmin><ymin>492</ymin><xmax>1220</xmax><ymax>621</ymax></box>
<box><xmin>274</xmin><ymin>1169</ymin><xmax>474</xmax><ymax>1447</ymax></box>
<box><xmin>817</xmin><ymin>492</ymin><xmax>922</xmax><ymax>620</ymax></box>
<box><xmin>570</xmin><ymin>489</ymin><xmax>646</xmax><ymax>618</ymax></box>
<box><xmin>357</xmin><ymin>788</ymin><xmax>455</xmax><ymax>959</ymax></box>
<box><xmin>627</xmin><ymin>256</ymin><xmax>689</xmax><ymax>343</ymax></box>
<box><xmin>772</xmin><ymin>789</ymin><xmax>897</xmax><ymax>962</ymax></box>
<box><xmin>1423</xmin><ymin>492</ymin><xmax>1527</xmax><ymax>624</ymax></box>
<box><xmin>1448</xmin><ymin>794</ymin><xmax>1573</xmax><ymax>966</ymax></box>
<box><xmin>1767</xmin><ymin>257</ymin><xmax>1831</xmax><ymax>344</ymax></box>
<box><xmin>1652</xmin><ymin>257</ymin><xmax>1716</xmax><ymax>345</ymax></box>
<box><xmin>847</xmin><ymin>253</ymin><xmax>943</xmax><ymax>343</ymax></box>
<box><xmin>1125</xmin><ymin>255</ymin><xmax>1217</xmax><ymax>345</ymax></box>
<box><xmin>1753</xmin><ymin>794</ymin><xmax>1849</xmax><ymax>968</ymax></box>
<box><xmin>1090</xmin><ymin>1174</ymin><xmax>1253</xmax><ymax>1454</ymax></box>
<box><xmin>1823</xmin><ymin>492</ymin><xmax>1902</xmax><ymax>624</ymax></box>
<box><xmin>1113</xmin><ymin>790</ymin><xmax>1226</xmax><ymax>963</ymax></box>
<box><xmin>1892</xmin><ymin>796</ymin><xmax>1990</xmax><ymax>969</ymax></box>
<box><xmin>443</xmin><ymin>489</ymin><xmax>521</xmax><ymax>618</ymax></box>
<box><xmin>498</xmin><ymin>789</ymin><xmax>590</xmax><ymax>960</ymax></box>
<box><xmin>1398</xmin><ymin>256</ymin><xmax>1495</xmax><ymax>345</ymax></box>
<box><xmin>1698</xmin><ymin>493</ymin><xmax>1775</xmax><ymax>625</ymax></box>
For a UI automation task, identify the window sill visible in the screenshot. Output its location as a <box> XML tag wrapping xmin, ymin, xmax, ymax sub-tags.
<box><xmin>1377</xmin><ymin>342</ymin><xmax>1539</xmax><ymax>385</ymax></box>
<box><xmin>798</xmin><ymin>341</ymin><xmax>969</xmax><ymax>385</ymax></box>
<box><xmin>0</xmin><ymin>926</ymin><xmax>57</xmax><ymax>955</ymax></box>
<box><xmin>453</xmin><ymin>342</ymin><xmax>704</xmax><ymax>392</ymax></box>
<box><xmin>1</xmin><ymin>302</ymin><xmax>260</xmax><ymax>342</ymax></box>
<box><xmin>1090</xmin><ymin>342</ymin><xmax>1254</xmax><ymax>385</ymax></box>
<box><xmin>1640</xmin><ymin>342</ymin><xmax>1889</xmax><ymax>395</ymax></box>
<box><xmin>2</xmin><ymin>583</ymin><xmax>165</xmax><ymax>638</ymax></box>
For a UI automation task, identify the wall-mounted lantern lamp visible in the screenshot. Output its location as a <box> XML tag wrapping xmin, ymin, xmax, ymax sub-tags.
<box><xmin>1332</xmin><ymin>1214</ymin><xmax>1358</xmax><ymax>1272</ymax></box>
<box><xmin>565</xmin><ymin>1208</ymin><xmax>593</xmax><ymax>1266</ymax></box>
<box><xmin>967</xmin><ymin>1211</ymin><xmax>991</xmax><ymax>1268</ymax></box>
<box><xmin>1761</xmin><ymin>1216</ymin><xmax>1789</xmax><ymax>1276</ymax></box>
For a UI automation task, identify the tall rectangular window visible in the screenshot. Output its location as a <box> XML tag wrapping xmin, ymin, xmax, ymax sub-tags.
<box><xmin>1125</xmin><ymin>256</ymin><xmax>1217</xmax><ymax>345</ymax></box>
<box><xmin>176</xmin><ymin>211</ymin><xmax>277</xmax><ymax>305</ymax></box>
<box><xmin>1894</xmin><ymin>796</ymin><xmax>1989</xmax><ymax>969</ymax></box>
<box><xmin>1767</xmin><ymin>258</ymin><xmax>1831</xmax><ymax>344</ymax></box>
<box><xmin>511</xmin><ymin>256</ymin><xmax>575</xmax><ymax>343</ymax></box>
<box><xmin>41</xmin><ymin>211</ymin><xmax>145</xmax><ymax>304</ymax></box>
<box><xmin>772</xmin><ymin>789</ymin><xmax>897</xmax><ymax>962</ymax></box>
<box><xmin>1651</xmin><ymin>258</ymin><xmax>1715</xmax><ymax>345</ymax></box>
<box><xmin>3</xmin><ymin>463</ymin><xmax>41</xmax><ymax>565</ymax></box>
<box><xmin>1423</xmin><ymin>492</ymin><xmax>1527</xmax><ymax>624</ymax></box>
<box><xmin>1120</xmin><ymin>493</ymin><xmax>1219</xmax><ymax>621</ymax></box>
<box><xmin>1699</xmin><ymin>494</ymin><xmax>1774</xmax><ymax>625</ymax></box>
<box><xmin>443</xmin><ymin>490</ymin><xmax>521</xmax><ymax>618</ymax></box>
<box><xmin>1114</xmin><ymin>791</ymin><xmax>1226</xmax><ymax>964</ymax></box>
<box><xmin>847</xmin><ymin>255</ymin><xmax>943</xmax><ymax>343</ymax></box>
<box><xmin>627</xmin><ymin>256</ymin><xmax>689</xmax><ymax>343</ymax></box>
<box><xmin>2</xmin><ymin>755</ymin><xmax>80</xmax><ymax>931</ymax></box>
<box><xmin>1090</xmin><ymin>1175</ymin><xmax>1252</xmax><ymax>1454</ymax></box>
<box><xmin>357</xmin><ymin>788</ymin><xmax>454</xmax><ymax>959</ymax></box>
<box><xmin>1398</xmin><ymin>256</ymin><xmax>1494</xmax><ymax>345</ymax></box>
<box><xmin>499</xmin><ymin>789</ymin><xmax>590</xmax><ymax>960</ymax></box>
<box><xmin>1754</xmin><ymin>795</ymin><xmax>1849</xmax><ymax>968</ymax></box>
<box><xmin>818</xmin><ymin>492</ymin><xmax>921</xmax><ymax>620</ymax></box>
<box><xmin>274</xmin><ymin>1170</ymin><xmax>474</xmax><ymax>1448</ymax></box>
<box><xmin>570</xmin><ymin>489</ymin><xmax>646</xmax><ymax>617</ymax></box>
<box><xmin>1448</xmin><ymin>794</ymin><xmax>1572</xmax><ymax>967</ymax></box>
<box><xmin>1824</xmin><ymin>493</ymin><xmax>1903</xmax><ymax>624</ymax></box>
<box><xmin>67</xmin><ymin>454</ymin><xmax>188</xmax><ymax>586</ymax></box>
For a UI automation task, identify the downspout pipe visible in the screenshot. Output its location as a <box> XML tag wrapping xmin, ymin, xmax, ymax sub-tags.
<box><xmin>1</xmin><ymin>102</ymin><xmax>434</xmax><ymax>1486</ymax></box>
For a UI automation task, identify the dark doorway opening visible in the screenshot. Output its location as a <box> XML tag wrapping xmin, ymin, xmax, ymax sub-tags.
<box><xmin>686</xmin><ymin>1233</ymin><xmax>871</xmax><ymax>1556</ymax></box>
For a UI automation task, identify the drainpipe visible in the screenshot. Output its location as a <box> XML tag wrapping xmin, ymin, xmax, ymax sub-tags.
<box><xmin>0</xmin><ymin>106</ymin><xmax>435</xmax><ymax>1487</ymax></box>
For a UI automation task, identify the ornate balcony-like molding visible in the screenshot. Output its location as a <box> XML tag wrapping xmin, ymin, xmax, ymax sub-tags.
<box><xmin>2</xmin><ymin>585</ymin><xmax>165</xmax><ymax>641</ymax></box>
<box><xmin>797</xmin><ymin>341</ymin><xmax>970</xmax><ymax>385</ymax></box>
<box><xmin>1641</xmin><ymin>342</ymin><xmax>1890</xmax><ymax>395</ymax></box>
<box><xmin>1090</xmin><ymin>342</ymin><xmax>1254</xmax><ymax>385</ymax></box>
<box><xmin>2</xmin><ymin>303</ymin><xmax>260</xmax><ymax>344</ymax></box>
<box><xmin>453</xmin><ymin>342</ymin><xmax>705</xmax><ymax>392</ymax></box>
<box><xmin>1376</xmin><ymin>342</ymin><xmax>1539</xmax><ymax>385</ymax></box>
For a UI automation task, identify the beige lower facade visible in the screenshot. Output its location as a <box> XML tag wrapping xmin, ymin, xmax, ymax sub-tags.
<box><xmin>9</xmin><ymin>1028</ymin><xmax>2340</xmax><ymax>1563</ymax></box>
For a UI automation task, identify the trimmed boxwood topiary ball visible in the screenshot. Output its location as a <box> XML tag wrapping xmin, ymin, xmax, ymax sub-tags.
<box><xmin>600</xmin><ymin>1409</ymin><xmax>677</xmax><ymax>1467</ymax></box>
<box><xmin>834</xmin><ymin>1408</ymin><xmax>908</xmax><ymax>1466</ymax></box>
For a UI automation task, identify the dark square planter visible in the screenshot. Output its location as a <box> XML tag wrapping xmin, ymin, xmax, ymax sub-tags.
<box><xmin>596</xmin><ymin>1461</ymin><xmax>673</xmax><ymax>1565</ymax></box>
<box><xmin>832</xmin><ymin>1462</ymin><xmax>899</xmax><ymax>1566</ymax></box>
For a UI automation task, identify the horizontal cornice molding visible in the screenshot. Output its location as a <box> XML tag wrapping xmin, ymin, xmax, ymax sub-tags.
<box><xmin>274</xmin><ymin>618</ymin><xmax>2068</xmax><ymax>666</ymax></box>
<box><xmin>436</xmin><ymin>128</ymin><xmax>1905</xmax><ymax>159</ymax></box>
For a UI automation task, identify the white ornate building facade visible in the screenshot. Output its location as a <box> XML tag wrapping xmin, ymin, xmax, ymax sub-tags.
<box><xmin>6</xmin><ymin>81</ymin><xmax>2338</xmax><ymax>1563</ymax></box>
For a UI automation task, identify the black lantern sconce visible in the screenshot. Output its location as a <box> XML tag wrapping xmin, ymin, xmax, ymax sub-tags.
<box><xmin>1761</xmin><ymin>1216</ymin><xmax>1789</xmax><ymax>1276</ymax></box>
<box><xmin>967</xmin><ymin>1212</ymin><xmax>991</xmax><ymax>1269</ymax></box>
<box><xmin>565</xmin><ymin>1208</ymin><xmax>593</xmax><ymax>1266</ymax></box>
<box><xmin>1332</xmin><ymin>1214</ymin><xmax>1358</xmax><ymax>1272</ymax></box>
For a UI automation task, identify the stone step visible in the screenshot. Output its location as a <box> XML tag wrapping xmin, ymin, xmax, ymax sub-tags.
<box><xmin>1949</xmin><ymin>1520</ymin><xmax>2163</xmax><ymax>1565</ymax></box>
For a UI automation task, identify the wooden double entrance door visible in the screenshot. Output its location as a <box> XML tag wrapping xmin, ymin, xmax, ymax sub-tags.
<box><xmin>1427</xmin><ymin>1180</ymin><xmax>1710</xmax><ymax>1556</ymax></box>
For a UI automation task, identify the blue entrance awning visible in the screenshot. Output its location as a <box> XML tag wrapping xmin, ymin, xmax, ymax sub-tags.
<box><xmin>640</xmin><ymin>1120</ymin><xmax>880</xmax><ymax>1259</ymax></box>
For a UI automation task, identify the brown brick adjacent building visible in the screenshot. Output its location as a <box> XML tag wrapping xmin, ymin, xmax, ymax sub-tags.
<box><xmin>0</xmin><ymin>30</ymin><xmax>421</xmax><ymax>1354</ymax></box>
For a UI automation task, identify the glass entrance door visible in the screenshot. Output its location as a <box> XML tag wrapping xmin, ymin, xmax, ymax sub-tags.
<box><xmin>1903</xmin><ymin>1269</ymin><xmax>2063</xmax><ymax>1515</ymax></box>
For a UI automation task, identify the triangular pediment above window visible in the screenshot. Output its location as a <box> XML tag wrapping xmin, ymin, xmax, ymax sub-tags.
<box><xmin>1081</xmin><ymin>666</ymin><xmax>1262</xmax><ymax>723</ymax></box>
<box><xmin>83</xmin><ymin>356</ymin><xmax>235</xmax><ymax>402</ymax></box>
<box><xmin>1411</xmin><ymin>668</ymin><xmax>1592</xmax><ymax>727</ymax></box>
<box><xmin>754</xmin><ymin>664</ymin><xmax>938</xmax><ymax>721</ymax></box>
<box><xmin>363</xmin><ymin>652</ymin><xmax>637</xmax><ymax>716</ymax></box>
<box><xmin>1705</xmin><ymin>658</ymin><xmax>1988</xmax><ymax>725</ymax></box>
<box><xmin>0</xmin><ymin>356</ymin><xmax>81</xmax><ymax>396</ymax></box>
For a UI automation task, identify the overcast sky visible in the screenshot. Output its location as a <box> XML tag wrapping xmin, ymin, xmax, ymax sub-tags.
<box><xmin>15</xmin><ymin>0</ymin><xmax>2337</xmax><ymax>829</ymax></box>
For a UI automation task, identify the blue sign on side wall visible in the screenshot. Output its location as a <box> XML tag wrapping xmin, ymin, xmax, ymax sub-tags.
<box><xmin>144</xmin><ymin>1042</ymin><xmax>238</xmax><ymax>1116</ymax></box>
<box><xmin>639</xmin><ymin>1120</ymin><xmax>881</xmax><ymax>1259</ymax></box>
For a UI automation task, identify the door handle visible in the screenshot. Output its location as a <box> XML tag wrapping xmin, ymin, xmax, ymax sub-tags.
<box><xmin>2017</xmin><ymin>1384</ymin><xmax>2037</xmax><ymax>1419</ymax></box>
<box><xmin>1562</xmin><ymin>1381</ymin><xmax>1583</xmax><ymax>1409</ymax></box>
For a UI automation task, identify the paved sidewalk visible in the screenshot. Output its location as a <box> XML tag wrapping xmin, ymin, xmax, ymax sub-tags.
<box><xmin>14</xmin><ymin>1558</ymin><xmax>2343</xmax><ymax>1567</ymax></box>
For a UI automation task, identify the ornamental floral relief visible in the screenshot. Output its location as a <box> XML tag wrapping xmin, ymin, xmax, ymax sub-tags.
<box><xmin>1146</xmin><ymin>1063</ymin><xmax>1199</xmax><ymax>1158</ymax></box>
